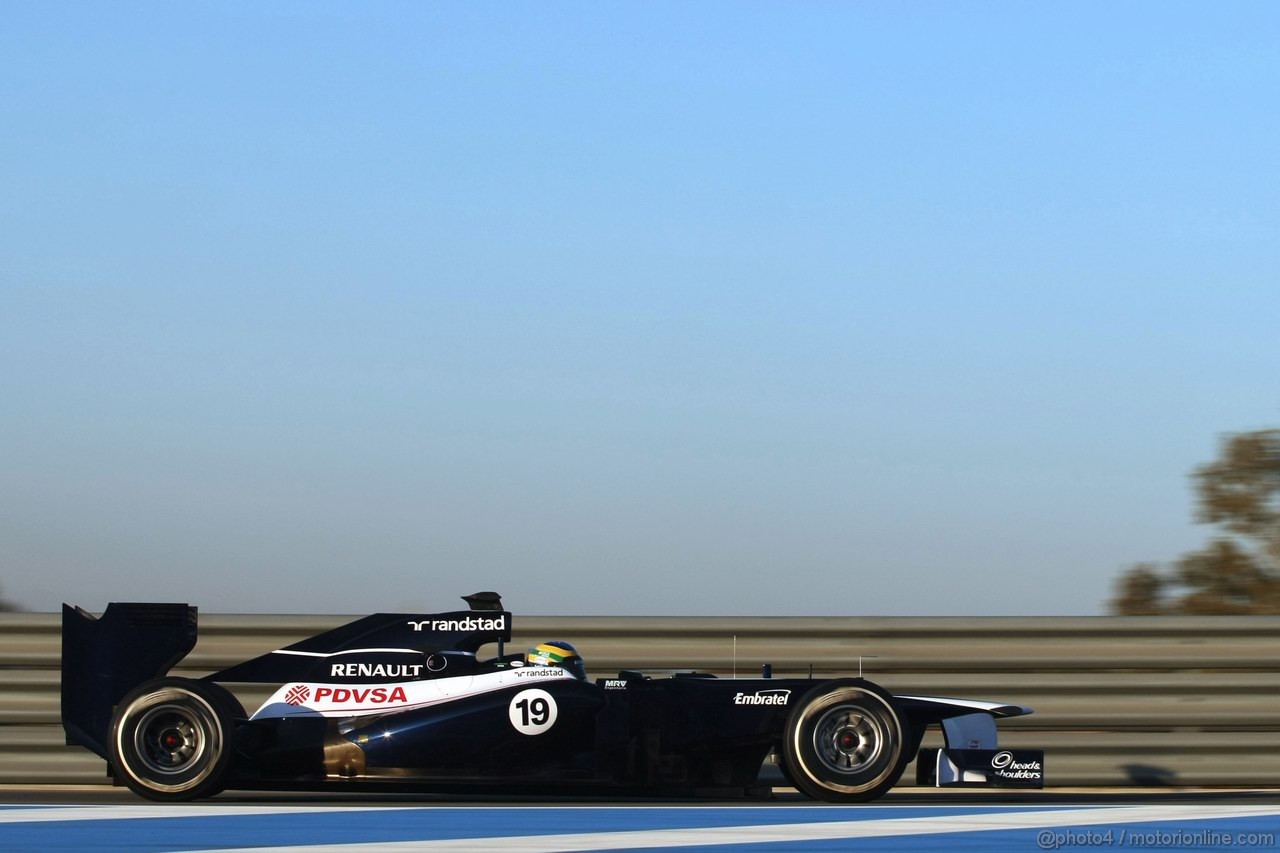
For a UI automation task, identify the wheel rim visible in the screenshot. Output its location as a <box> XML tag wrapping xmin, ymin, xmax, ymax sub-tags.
<box><xmin>811</xmin><ymin>703</ymin><xmax>885</xmax><ymax>775</ymax></box>
<box><xmin>132</xmin><ymin>703</ymin><xmax>208</xmax><ymax>776</ymax></box>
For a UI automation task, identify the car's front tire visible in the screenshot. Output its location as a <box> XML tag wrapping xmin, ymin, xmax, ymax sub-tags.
<box><xmin>108</xmin><ymin>678</ymin><xmax>236</xmax><ymax>801</ymax></box>
<box><xmin>781</xmin><ymin>680</ymin><xmax>905</xmax><ymax>802</ymax></box>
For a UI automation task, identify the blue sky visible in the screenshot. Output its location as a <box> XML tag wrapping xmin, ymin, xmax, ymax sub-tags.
<box><xmin>2</xmin><ymin>2</ymin><xmax>1277</xmax><ymax>615</ymax></box>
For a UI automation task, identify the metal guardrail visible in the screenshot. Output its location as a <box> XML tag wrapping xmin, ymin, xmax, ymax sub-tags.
<box><xmin>3</xmin><ymin>612</ymin><xmax>1279</xmax><ymax>787</ymax></box>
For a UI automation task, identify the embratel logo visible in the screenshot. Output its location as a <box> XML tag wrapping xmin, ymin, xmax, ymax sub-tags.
<box><xmin>284</xmin><ymin>685</ymin><xmax>310</xmax><ymax>706</ymax></box>
<box><xmin>407</xmin><ymin>615</ymin><xmax>507</xmax><ymax>632</ymax></box>
<box><xmin>733</xmin><ymin>689</ymin><xmax>791</xmax><ymax>706</ymax></box>
<box><xmin>991</xmin><ymin>750</ymin><xmax>1042</xmax><ymax>780</ymax></box>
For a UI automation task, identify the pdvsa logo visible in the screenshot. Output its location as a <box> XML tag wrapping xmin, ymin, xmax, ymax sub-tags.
<box><xmin>733</xmin><ymin>689</ymin><xmax>791</xmax><ymax>706</ymax></box>
<box><xmin>313</xmin><ymin>686</ymin><xmax>408</xmax><ymax>705</ymax></box>
<box><xmin>284</xmin><ymin>685</ymin><xmax>310</xmax><ymax>706</ymax></box>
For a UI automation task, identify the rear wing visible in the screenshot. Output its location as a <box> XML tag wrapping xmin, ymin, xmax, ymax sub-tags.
<box><xmin>61</xmin><ymin>603</ymin><xmax>197</xmax><ymax>759</ymax></box>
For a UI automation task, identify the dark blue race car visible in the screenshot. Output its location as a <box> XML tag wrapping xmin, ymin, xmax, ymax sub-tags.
<box><xmin>61</xmin><ymin>592</ymin><xmax>1043</xmax><ymax>802</ymax></box>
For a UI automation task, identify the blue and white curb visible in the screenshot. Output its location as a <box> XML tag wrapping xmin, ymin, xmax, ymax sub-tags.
<box><xmin>1</xmin><ymin>803</ymin><xmax>1278</xmax><ymax>852</ymax></box>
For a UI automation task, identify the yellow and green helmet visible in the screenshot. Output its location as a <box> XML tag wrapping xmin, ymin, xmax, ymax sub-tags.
<box><xmin>526</xmin><ymin>640</ymin><xmax>586</xmax><ymax>680</ymax></box>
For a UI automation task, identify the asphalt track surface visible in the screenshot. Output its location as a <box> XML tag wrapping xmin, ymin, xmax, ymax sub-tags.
<box><xmin>5</xmin><ymin>785</ymin><xmax>1280</xmax><ymax>807</ymax></box>
<box><xmin>5</xmin><ymin>787</ymin><xmax>1280</xmax><ymax>852</ymax></box>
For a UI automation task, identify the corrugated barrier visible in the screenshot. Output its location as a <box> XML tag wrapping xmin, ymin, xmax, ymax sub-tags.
<box><xmin>3</xmin><ymin>611</ymin><xmax>1279</xmax><ymax>787</ymax></box>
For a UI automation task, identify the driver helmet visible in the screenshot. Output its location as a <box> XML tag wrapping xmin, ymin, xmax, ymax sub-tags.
<box><xmin>526</xmin><ymin>640</ymin><xmax>586</xmax><ymax>680</ymax></box>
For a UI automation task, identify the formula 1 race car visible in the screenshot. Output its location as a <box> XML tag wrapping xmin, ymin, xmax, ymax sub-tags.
<box><xmin>61</xmin><ymin>593</ymin><xmax>1044</xmax><ymax>802</ymax></box>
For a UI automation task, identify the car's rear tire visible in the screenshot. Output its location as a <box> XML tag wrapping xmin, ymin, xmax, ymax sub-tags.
<box><xmin>781</xmin><ymin>680</ymin><xmax>904</xmax><ymax>802</ymax></box>
<box><xmin>108</xmin><ymin>677</ymin><xmax>236</xmax><ymax>801</ymax></box>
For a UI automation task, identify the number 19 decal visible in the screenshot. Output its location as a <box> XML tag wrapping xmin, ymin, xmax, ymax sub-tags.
<box><xmin>509</xmin><ymin>688</ymin><xmax>558</xmax><ymax>735</ymax></box>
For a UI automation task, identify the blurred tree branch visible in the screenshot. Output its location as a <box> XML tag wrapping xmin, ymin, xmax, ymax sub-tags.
<box><xmin>1112</xmin><ymin>429</ymin><xmax>1280</xmax><ymax>615</ymax></box>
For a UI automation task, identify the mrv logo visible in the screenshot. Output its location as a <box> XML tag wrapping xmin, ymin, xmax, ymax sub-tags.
<box><xmin>407</xmin><ymin>615</ymin><xmax>507</xmax><ymax>632</ymax></box>
<box><xmin>733</xmin><ymin>689</ymin><xmax>791</xmax><ymax>706</ymax></box>
<box><xmin>991</xmin><ymin>750</ymin><xmax>1043</xmax><ymax>780</ymax></box>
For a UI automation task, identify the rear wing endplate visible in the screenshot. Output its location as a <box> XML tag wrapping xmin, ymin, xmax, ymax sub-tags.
<box><xmin>61</xmin><ymin>602</ymin><xmax>197</xmax><ymax>759</ymax></box>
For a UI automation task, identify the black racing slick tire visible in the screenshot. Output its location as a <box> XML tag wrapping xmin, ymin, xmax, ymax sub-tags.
<box><xmin>781</xmin><ymin>680</ymin><xmax>905</xmax><ymax>803</ymax></box>
<box><xmin>108</xmin><ymin>677</ymin><xmax>236</xmax><ymax>801</ymax></box>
